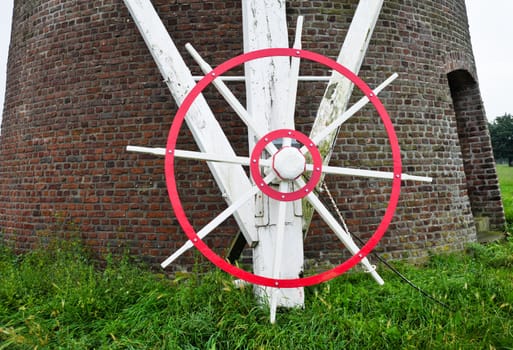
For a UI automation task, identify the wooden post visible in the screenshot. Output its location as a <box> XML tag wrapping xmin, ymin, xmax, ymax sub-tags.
<box><xmin>304</xmin><ymin>0</ymin><xmax>385</xmax><ymax>233</ymax></box>
<box><xmin>242</xmin><ymin>0</ymin><xmax>305</xmax><ymax>315</ymax></box>
<box><xmin>123</xmin><ymin>0</ymin><xmax>258</xmax><ymax>247</ymax></box>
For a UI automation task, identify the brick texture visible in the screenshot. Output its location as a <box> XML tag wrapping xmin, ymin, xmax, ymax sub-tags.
<box><xmin>0</xmin><ymin>0</ymin><xmax>505</xmax><ymax>269</ymax></box>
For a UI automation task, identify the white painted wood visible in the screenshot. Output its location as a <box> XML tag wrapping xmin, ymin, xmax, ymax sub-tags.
<box><xmin>122</xmin><ymin>0</ymin><xmax>258</xmax><ymax>248</ymax></box>
<box><xmin>309</xmin><ymin>164</ymin><xmax>433</xmax><ymax>182</ymax></box>
<box><xmin>308</xmin><ymin>73</ymin><xmax>398</xmax><ymax>151</ymax></box>
<box><xmin>185</xmin><ymin>44</ymin><xmax>278</xmax><ymax>156</ymax></box>
<box><xmin>297</xmin><ymin>177</ymin><xmax>384</xmax><ymax>285</ymax></box>
<box><xmin>127</xmin><ymin>145</ymin><xmax>276</xmax><ymax>169</ymax></box>
<box><xmin>161</xmin><ymin>174</ymin><xmax>274</xmax><ymax>268</ymax></box>
<box><xmin>304</xmin><ymin>0</ymin><xmax>385</xmax><ymax>233</ymax></box>
<box><xmin>192</xmin><ymin>76</ymin><xmax>332</xmax><ymax>82</ymax></box>
<box><xmin>242</xmin><ymin>0</ymin><xmax>291</xmax><ymax>132</ymax></box>
<box><xmin>242</xmin><ymin>0</ymin><xmax>304</xmax><ymax>309</ymax></box>
<box><xmin>127</xmin><ymin>143</ymin><xmax>432</xmax><ymax>186</ymax></box>
<box><xmin>310</xmin><ymin>0</ymin><xmax>385</xmax><ymax>148</ymax></box>
<box><xmin>286</xmin><ymin>16</ymin><xmax>303</xmax><ymax>124</ymax></box>
<box><xmin>273</xmin><ymin>148</ymin><xmax>306</xmax><ymax>180</ymax></box>
<box><xmin>269</xmin><ymin>182</ymin><xmax>289</xmax><ymax>324</ymax></box>
<box><xmin>126</xmin><ymin>145</ymin><xmax>432</xmax><ymax>183</ymax></box>
<box><xmin>127</xmin><ymin>145</ymin><xmax>166</xmax><ymax>156</ymax></box>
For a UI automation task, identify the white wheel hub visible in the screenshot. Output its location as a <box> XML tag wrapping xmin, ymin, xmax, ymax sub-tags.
<box><xmin>272</xmin><ymin>146</ymin><xmax>306</xmax><ymax>180</ymax></box>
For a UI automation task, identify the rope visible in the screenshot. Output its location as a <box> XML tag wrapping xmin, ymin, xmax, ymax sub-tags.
<box><xmin>319</xmin><ymin>181</ymin><xmax>453</xmax><ymax>311</ymax></box>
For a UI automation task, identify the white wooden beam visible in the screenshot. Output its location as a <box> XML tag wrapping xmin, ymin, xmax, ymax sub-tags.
<box><xmin>304</xmin><ymin>0</ymin><xmax>385</xmax><ymax>232</ymax></box>
<box><xmin>311</xmin><ymin>0</ymin><xmax>384</xmax><ymax>143</ymax></box>
<box><xmin>123</xmin><ymin>0</ymin><xmax>258</xmax><ymax>247</ymax></box>
<box><xmin>242</xmin><ymin>0</ymin><xmax>305</xmax><ymax>309</ymax></box>
<box><xmin>242</xmin><ymin>0</ymin><xmax>292</xmax><ymax>133</ymax></box>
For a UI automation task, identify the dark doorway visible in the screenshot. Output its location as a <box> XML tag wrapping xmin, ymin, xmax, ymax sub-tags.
<box><xmin>447</xmin><ymin>69</ymin><xmax>505</xmax><ymax>232</ymax></box>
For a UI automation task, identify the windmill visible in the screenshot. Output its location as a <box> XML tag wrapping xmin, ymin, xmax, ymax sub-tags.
<box><xmin>124</xmin><ymin>0</ymin><xmax>431</xmax><ymax>323</ymax></box>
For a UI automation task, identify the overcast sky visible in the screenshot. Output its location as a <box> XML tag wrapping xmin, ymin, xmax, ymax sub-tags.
<box><xmin>0</xmin><ymin>0</ymin><xmax>512</xmax><ymax>128</ymax></box>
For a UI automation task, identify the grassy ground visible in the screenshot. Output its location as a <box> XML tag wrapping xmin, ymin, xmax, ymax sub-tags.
<box><xmin>1</xmin><ymin>238</ymin><xmax>513</xmax><ymax>349</ymax></box>
<box><xmin>497</xmin><ymin>164</ymin><xmax>513</xmax><ymax>224</ymax></box>
<box><xmin>0</xmin><ymin>166</ymin><xmax>511</xmax><ymax>349</ymax></box>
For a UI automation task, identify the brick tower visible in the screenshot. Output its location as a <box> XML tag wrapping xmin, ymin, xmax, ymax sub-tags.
<box><xmin>0</xmin><ymin>0</ymin><xmax>505</xmax><ymax>267</ymax></box>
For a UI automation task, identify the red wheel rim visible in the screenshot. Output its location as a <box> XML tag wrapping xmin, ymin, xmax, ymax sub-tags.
<box><xmin>165</xmin><ymin>48</ymin><xmax>402</xmax><ymax>288</ymax></box>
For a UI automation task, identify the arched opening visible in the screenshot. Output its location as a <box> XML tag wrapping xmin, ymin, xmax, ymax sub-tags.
<box><xmin>447</xmin><ymin>69</ymin><xmax>505</xmax><ymax>236</ymax></box>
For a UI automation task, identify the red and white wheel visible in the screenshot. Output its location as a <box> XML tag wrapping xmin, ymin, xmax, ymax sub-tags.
<box><xmin>164</xmin><ymin>48</ymin><xmax>402</xmax><ymax>288</ymax></box>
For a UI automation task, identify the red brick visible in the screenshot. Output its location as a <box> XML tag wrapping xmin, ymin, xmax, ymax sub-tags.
<box><xmin>0</xmin><ymin>0</ymin><xmax>505</xmax><ymax>269</ymax></box>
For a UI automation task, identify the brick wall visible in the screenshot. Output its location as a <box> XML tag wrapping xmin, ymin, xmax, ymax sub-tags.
<box><xmin>0</xmin><ymin>0</ymin><xmax>505</xmax><ymax>269</ymax></box>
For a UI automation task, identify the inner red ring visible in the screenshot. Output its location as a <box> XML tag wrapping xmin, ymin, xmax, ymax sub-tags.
<box><xmin>250</xmin><ymin>129</ymin><xmax>322</xmax><ymax>202</ymax></box>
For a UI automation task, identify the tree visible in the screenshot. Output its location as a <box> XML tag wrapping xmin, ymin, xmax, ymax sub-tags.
<box><xmin>489</xmin><ymin>114</ymin><xmax>513</xmax><ymax>166</ymax></box>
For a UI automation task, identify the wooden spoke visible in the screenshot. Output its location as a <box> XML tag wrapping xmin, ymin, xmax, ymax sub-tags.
<box><xmin>295</xmin><ymin>177</ymin><xmax>384</xmax><ymax>285</ymax></box>
<box><xmin>126</xmin><ymin>145</ymin><xmax>166</xmax><ymax>156</ymax></box>
<box><xmin>269</xmin><ymin>181</ymin><xmax>290</xmax><ymax>324</ymax></box>
<box><xmin>161</xmin><ymin>172</ymin><xmax>277</xmax><ymax>268</ymax></box>
<box><xmin>305</xmin><ymin>163</ymin><xmax>432</xmax><ymax>183</ymax></box>
<box><xmin>127</xmin><ymin>145</ymin><xmax>276</xmax><ymax>169</ymax></box>
<box><xmin>123</xmin><ymin>0</ymin><xmax>258</xmax><ymax>245</ymax></box>
<box><xmin>300</xmin><ymin>73</ymin><xmax>398</xmax><ymax>155</ymax></box>
<box><xmin>186</xmin><ymin>43</ymin><xmax>279</xmax><ymax>156</ymax></box>
<box><xmin>285</xmin><ymin>16</ymin><xmax>303</xmax><ymax>127</ymax></box>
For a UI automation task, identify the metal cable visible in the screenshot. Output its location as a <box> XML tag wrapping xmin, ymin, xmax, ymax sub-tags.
<box><xmin>318</xmin><ymin>181</ymin><xmax>453</xmax><ymax>311</ymax></box>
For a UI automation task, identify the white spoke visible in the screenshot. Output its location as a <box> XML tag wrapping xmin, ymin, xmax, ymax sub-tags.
<box><xmin>185</xmin><ymin>43</ymin><xmax>278</xmax><ymax>156</ymax></box>
<box><xmin>305</xmin><ymin>163</ymin><xmax>432</xmax><ymax>183</ymax></box>
<box><xmin>161</xmin><ymin>172</ymin><xmax>277</xmax><ymax>268</ymax></box>
<box><xmin>270</xmin><ymin>181</ymin><xmax>289</xmax><ymax>324</ymax></box>
<box><xmin>127</xmin><ymin>145</ymin><xmax>166</xmax><ymax>156</ymax></box>
<box><xmin>122</xmin><ymin>0</ymin><xmax>259</xmax><ymax>246</ymax></box>
<box><xmin>172</xmin><ymin>149</ymin><xmax>253</xmax><ymax>165</ymax></box>
<box><xmin>127</xmin><ymin>145</ymin><xmax>273</xmax><ymax>168</ymax></box>
<box><xmin>192</xmin><ymin>75</ymin><xmax>331</xmax><ymax>82</ymax></box>
<box><xmin>285</xmin><ymin>16</ymin><xmax>303</xmax><ymax>129</ymax></box>
<box><xmin>301</xmin><ymin>73</ymin><xmax>398</xmax><ymax>155</ymax></box>
<box><xmin>296</xmin><ymin>177</ymin><xmax>384</xmax><ymax>285</ymax></box>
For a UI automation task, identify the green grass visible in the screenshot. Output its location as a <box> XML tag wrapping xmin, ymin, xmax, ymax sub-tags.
<box><xmin>1</xmin><ymin>238</ymin><xmax>513</xmax><ymax>349</ymax></box>
<box><xmin>0</xmin><ymin>165</ymin><xmax>511</xmax><ymax>349</ymax></box>
<box><xmin>497</xmin><ymin>164</ymin><xmax>513</xmax><ymax>225</ymax></box>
